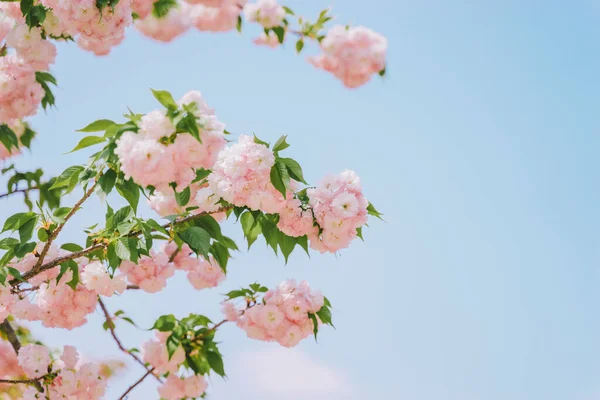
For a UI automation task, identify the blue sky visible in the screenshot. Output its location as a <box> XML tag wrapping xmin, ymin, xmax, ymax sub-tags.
<box><xmin>2</xmin><ymin>0</ymin><xmax>600</xmax><ymax>399</ymax></box>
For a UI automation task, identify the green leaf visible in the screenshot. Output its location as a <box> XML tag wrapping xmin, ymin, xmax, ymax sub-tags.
<box><xmin>146</xmin><ymin>219</ymin><xmax>168</xmax><ymax>236</ymax></box>
<box><xmin>194</xmin><ymin>215</ymin><xmax>222</xmax><ymax>239</ymax></box>
<box><xmin>115</xmin><ymin>237</ymin><xmax>138</xmax><ymax>263</ymax></box>
<box><xmin>35</xmin><ymin>71</ymin><xmax>57</xmax><ymax>109</ymax></box>
<box><xmin>219</xmin><ymin>236</ymin><xmax>238</xmax><ymax>251</ymax></box>
<box><xmin>192</xmin><ymin>168</ymin><xmax>211</xmax><ymax>183</ymax></box>
<box><xmin>152</xmin><ymin>0</ymin><xmax>177</xmax><ymax>18</ymax></box>
<box><xmin>272</xmin><ymin>135</ymin><xmax>290</xmax><ymax>152</ymax></box>
<box><xmin>20</xmin><ymin>0</ymin><xmax>33</xmax><ymax>15</ymax></box>
<box><xmin>115</xmin><ymin>179</ymin><xmax>140</xmax><ymax>212</ymax></box>
<box><xmin>19</xmin><ymin>217</ymin><xmax>37</xmax><ymax>242</ymax></box>
<box><xmin>296</xmin><ymin>38</ymin><xmax>304</xmax><ymax>53</ymax></box>
<box><xmin>206</xmin><ymin>351</ymin><xmax>225</xmax><ymax>377</ymax></box>
<box><xmin>50</xmin><ymin>166</ymin><xmax>84</xmax><ymax>190</ymax></box>
<box><xmin>236</xmin><ymin>15</ymin><xmax>242</xmax><ymax>32</ymax></box>
<box><xmin>13</xmin><ymin>242</ymin><xmax>35</xmax><ymax>258</ymax></box>
<box><xmin>378</xmin><ymin>67</ymin><xmax>386</xmax><ymax>77</ymax></box>
<box><xmin>279</xmin><ymin>157</ymin><xmax>307</xmax><ymax>184</ymax></box>
<box><xmin>151</xmin><ymin>88</ymin><xmax>177</xmax><ymax>110</ymax></box>
<box><xmin>25</xmin><ymin>4</ymin><xmax>46</xmax><ymax>27</ymax></box>
<box><xmin>297</xmin><ymin>235</ymin><xmax>310</xmax><ymax>256</ymax></box>
<box><xmin>98</xmin><ymin>169</ymin><xmax>117</xmax><ymax>196</ymax></box>
<box><xmin>240</xmin><ymin>212</ymin><xmax>261</xmax><ymax>249</ymax></box>
<box><xmin>367</xmin><ymin>202</ymin><xmax>384</xmax><ymax>220</ymax></box>
<box><xmin>20</xmin><ymin>126</ymin><xmax>36</xmax><ymax>148</ymax></box>
<box><xmin>270</xmin><ymin>164</ymin><xmax>287</xmax><ymax>199</ymax></box>
<box><xmin>180</xmin><ymin>314</ymin><xmax>211</xmax><ymax>328</ymax></box>
<box><xmin>260</xmin><ymin>217</ymin><xmax>280</xmax><ymax>254</ymax></box>
<box><xmin>210</xmin><ymin>242</ymin><xmax>229</xmax><ymax>273</ymax></box>
<box><xmin>111</xmin><ymin>206</ymin><xmax>134</xmax><ymax>228</ymax></box>
<box><xmin>0</xmin><ymin>238</ymin><xmax>19</xmax><ymax>250</ymax></box>
<box><xmin>253</xmin><ymin>134</ymin><xmax>270</xmax><ymax>147</ymax></box>
<box><xmin>308</xmin><ymin>312</ymin><xmax>319</xmax><ymax>340</ymax></box>
<box><xmin>151</xmin><ymin>314</ymin><xmax>177</xmax><ymax>332</ymax></box>
<box><xmin>272</xmin><ymin>26</ymin><xmax>285</xmax><ymax>43</ymax></box>
<box><xmin>2</xmin><ymin>212</ymin><xmax>36</xmax><ymax>232</ymax></box>
<box><xmin>316</xmin><ymin>305</ymin><xmax>333</xmax><ymax>327</ymax></box>
<box><xmin>225</xmin><ymin>289</ymin><xmax>246</xmax><ymax>299</ymax></box>
<box><xmin>67</xmin><ymin>135</ymin><xmax>105</xmax><ymax>153</ymax></box>
<box><xmin>279</xmin><ymin>234</ymin><xmax>296</xmax><ymax>264</ymax></box>
<box><xmin>77</xmin><ymin>119</ymin><xmax>115</xmax><ymax>132</ymax></box>
<box><xmin>0</xmin><ymin>125</ymin><xmax>19</xmax><ymax>152</ymax></box>
<box><xmin>61</xmin><ymin>243</ymin><xmax>83</xmax><ymax>252</ymax></box>
<box><xmin>6</xmin><ymin>267</ymin><xmax>25</xmax><ymax>282</ymax></box>
<box><xmin>283</xmin><ymin>5</ymin><xmax>294</xmax><ymax>15</ymax></box>
<box><xmin>178</xmin><ymin>227</ymin><xmax>211</xmax><ymax>258</ymax></box>
<box><xmin>173</xmin><ymin>186</ymin><xmax>191</xmax><ymax>207</ymax></box>
<box><xmin>356</xmin><ymin>227</ymin><xmax>363</xmax><ymax>240</ymax></box>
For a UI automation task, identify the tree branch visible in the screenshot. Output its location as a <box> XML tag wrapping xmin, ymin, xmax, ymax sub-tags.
<box><xmin>0</xmin><ymin>319</ymin><xmax>44</xmax><ymax>392</ymax></box>
<box><xmin>118</xmin><ymin>367</ymin><xmax>155</xmax><ymax>400</ymax></box>
<box><xmin>97</xmin><ymin>298</ymin><xmax>162</xmax><ymax>383</ymax></box>
<box><xmin>11</xmin><ymin>206</ymin><xmax>233</xmax><ymax>287</ymax></box>
<box><xmin>0</xmin><ymin>375</ymin><xmax>48</xmax><ymax>384</ymax></box>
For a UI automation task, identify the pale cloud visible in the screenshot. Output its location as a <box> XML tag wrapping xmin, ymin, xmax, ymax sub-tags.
<box><xmin>208</xmin><ymin>347</ymin><xmax>357</xmax><ymax>400</ymax></box>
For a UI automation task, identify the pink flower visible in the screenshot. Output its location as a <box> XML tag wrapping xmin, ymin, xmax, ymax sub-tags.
<box><xmin>0</xmin><ymin>54</ymin><xmax>44</xmax><ymax>123</ymax></box>
<box><xmin>186</xmin><ymin>256</ymin><xmax>226</xmax><ymax>290</ymax></box>
<box><xmin>80</xmin><ymin>261</ymin><xmax>127</xmax><ymax>297</ymax></box>
<box><xmin>135</xmin><ymin>1</ymin><xmax>191</xmax><ymax>42</ymax></box>
<box><xmin>244</xmin><ymin>0</ymin><xmax>285</xmax><ymax>29</ymax></box>
<box><xmin>253</xmin><ymin>32</ymin><xmax>280</xmax><ymax>48</ymax></box>
<box><xmin>309</xmin><ymin>25</ymin><xmax>387</xmax><ymax>88</ymax></box>
<box><xmin>61</xmin><ymin>346</ymin><xmax>79</xmax><ymax>369</ymax></box>
<box><xmin>184</xmin><ymin>375</ymin><xmax>208</xmax><ymax>397</ymax></box>
<box><xmin>120</xmin><ymin>251</ymin><xmax>175</xmax><ymax>293</ymax></box>
<box><xmin>190</xmin><ymin>1</ymin><xmax>244</xmax><ymax>32</ymax></box>
<box><xmin>277</xmin><ymin>197</ymin><xmax>314</xmax><ymax>237</ymax></box>
<box><xmin>142</xmin><ymin>332</ymin><xmax>185</xmax><ymax>374</ymax></box>
<box><xmin>18</xmin><ymin>344</ymin><xmax>51</xmax><ymax>377</ymax></box>
<box><xmin>158</xmin><ymin>375</ymin><xmax>186</xmax><ymax>399</ymax></box>
<box><xmin>221</xmin><ymin>301</ymin><xmax>240</xmax><ymax>321</ymax></box>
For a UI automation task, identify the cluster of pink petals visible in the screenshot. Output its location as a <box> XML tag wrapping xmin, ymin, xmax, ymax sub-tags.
<box><xmin>115</xmin><ymin>91</ymin><xmax>226</xmax><ymax>192</ymax></box>
<box><xmin>0</xmin><ymin>340</ymin><xmax>24</xmax><ymax>389</ymax></box>
<box><xmin>149</xmin><ymin>181</ymin><xmax>225</xmax><ymax>221</ymax></box>
<box><xmin>277</xmin><ymin>196</ymin><xmax>314</xmax><ymax>237</ymax></box>
<box><xmin>307</xmin><ymin>170</ymin><xmax>368</xmax><ymax>253</ymax></box>
<box><xmin>231</xmin><ymin>279</ymin><xmax>324</xmax><ymax>347</ymax></box>
<box><xmin>9</xmin><ymin>243</ymin><xmax>63</xmax><ymax>286</ymax></box>
<box><xmin>36</xmin><ymin>268</ymin><xmax>98</xmax><ymax>329</ymax></box>
<box><xmin>120</xmin><ymin>250</ymin><xmax>175</xmax><ymax>293</ymax></box>
<box><xmin>0</xmin><ymin>54</ymin><xmax>44</xmax><ymax>123</ymax></box>
<box><xmin>17</xmin><ymin>344</ymin><xmax>51</xmax><ymax>377</ymax></box>
<box><xmin>40</xmin><ymin>0</ymin><xmax>133</xmax><ymax>55</ymax></box>
<box><xmin>142</xmin><ymin>331</ymin><xmax>185</xmax><ymax>374</ymax></box>
<box><xmin>209</xmin><ymin>135</ymin><xmax>288</xmax><ymax>214</ymax></box>
<box><xmin>80</xmin><ymin>261</ymin><xmax>127</xmax><ymax>297</ymax></box>
<box><xmin>135</xmin><ymin>1</ymin><xmax>191</xmax><ymax>42</ymax></box>
<box><xmin>131</xmin><ymin>0</ymin><xmax>155</xmax><ymax>19</ymax></box>
<box><xmin>5</xmin><ymin>25</ymin><xmax>57</xmax><ymax>70</ymax></box>
<box><xmin>253</xmin><ymin>32</ymin><xmax>280</xmax><ymax>48</ymax></box>
<box><xmin>0</xmin><ymin>120</ymin><xmax>26</xmax><ymax>161</ymax></box>
<box><xmin>309</xmin><ymin>25</ymin><xmax>387</xmax><ymax>88</ymax></box>
<box><xmin>18</xmin><ymin>345</ymin><xmax>107</xmax><ymax>399</ymax></box>
<box><xmin>158</xmin><ymin>374</ymin><xmax>208</xmax><ymax>400</ymax></box>
<box><xmin>189</xmin><ymin>0</ymin><xmax>246</xmax><ymax>32</ymax></box>
<box><xmin>244</xmin><ymin>0</ymin><xmax>284</xmax><ymax>29</ymax></box>
<box><xmin>164</xmin><ymin>242</ymin><xmax>226</xmax><ymax>290</ymax></box>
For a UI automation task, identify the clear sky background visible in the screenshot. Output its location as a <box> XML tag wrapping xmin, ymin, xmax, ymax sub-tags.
<box><xmin>1</xmin><ymin>0</ymin><xmax>600</xmax><ymax>399</ymax></box>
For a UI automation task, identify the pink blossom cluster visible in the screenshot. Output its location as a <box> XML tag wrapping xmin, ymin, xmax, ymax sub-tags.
<box><xmin>80</xmin><ymin>261</ymin><xmax>127</xmax><ymax>296</ymax></box>
<box><xmin>158</xmin><ymin>374</ymin><xmax>208</xmax><ymax>400</ymax></box>
<box><xmin>244</xmin><ymin>0</ymin><xmax>285</xmax><ymax>29</ymax></box>
<box><xmin>189</xmin><ymin>0</ymin><xmax>246</xmax><ymax>32</ymax></box>
<box><xmin>115</xmin><ymin>91</ymin><xmax>226</xmax><ymax>191</ymax></box>
<box><xmin>277</xmin><ymin>196</ymin><xmax>314</xmax><ymax>237</ymax></box>
<box><xmin>164</xmin><ymin>242</ymin><xmax>226</xmax><ymax>290</ymax></box>
<box><xmin>40</xmin><ymin>0</ymin><xmax>133</xmax><ymax>56</ymax></box>
<box><xmin>0</xmin><ymin>120</ymin><xmax>26</xmax><ymax>161</ymax></box>
<box><xmin>230</xmin><ymin>279</ymin><xmax>324</xmax><ymax>347</ymax></box>
<box><xmin>0</xmin><ymin>54</ymin><xmax>44</xmax><ymax>123</ymax></box>
<box><xmin>131</xmin><ymin>0</ymin><xmax>155</xmax><ymax>19</ymax></box>
<box><xmin>307</xmin><ymin>170</ymin><xmax>368</xmax><ymax>253</ymax></box>
<box><xmin>9</xmin><ymin>243</ymin><xmax>63</xmax><ymax>286</ymax></box>
<box><xmin>309</xmin><ymin>25</ymin><xmax>387</xmax><ymax>88</ymax></box>
<box><xmin>18</xmin><ymin>345</ymin><xmax>107</xmax><ymax>399</ymax></box>
<box><xmin>149</xmin><ymin>182</ymin><xmax>225</xmax><ymax>220</ymax></box>
<box><xmin>142</xmin><ymin>331</ymin><xmax>185</xmax><ymax>374</ymax></box>
<box><xmin>5</xmin><ymin>25</ymin><xmax>57</xmax><ymax>70</ymax></box>
<box><xmin>209</xmin><ymin>134</ymin><xmax>288</xmax><ymax>213</ymax></box>
<box><xmin>0</xmin><ymin>340</ymin><xmax>24</xmax><ymax>393</ymax></box>
<box><xmin>135</xmin><ymin>1</ymin><xmax>191</xmax><ymax>42</ymax></box>
<box><xmin>36</xmin><ymin>268</ymin><xmax>98</xmax><ymax>329</ymax></box>
<box><xmin>120</xmin><ymin>250</ymin><xmax>175</xmax><ymax>293</ymax></box>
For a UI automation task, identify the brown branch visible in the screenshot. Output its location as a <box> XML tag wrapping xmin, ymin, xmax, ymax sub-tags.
<box><xmin>0</xmin><ymin>320</ymin><xmax>44</xmax><ymax>392</ymax></box>
<box><xmin>0</xmin><ymin>187</ymin><xmax>39</xmax><ymax>199</ymax></box>
<box><xmin>97</xmin><ymin>298</ymin><xmax>162</xmax><ymax>383</ymax></box>
<box><xmin>29</xmin><ymin>182</ymin><xmax>97</xmax><ymax>278</ymax></box>
<box><xmin>11</xmin><ymin>206</ymin><xmax>233</xmax><ymax>287</ymax></box>
<box><xmin>0</xmin><ymin>375</ymin><xmax>48</xmax><ymax>384</ymax></box>
<box><xmin>118</xmin><ymin>367</ymin><xmax>155</xmax><ymax>400</ymax></box>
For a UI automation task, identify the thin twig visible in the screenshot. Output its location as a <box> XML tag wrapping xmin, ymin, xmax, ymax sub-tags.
<box><xmin>11</xmin><ymin>206</ymin><xmax>233</xmax><ymax>287</ymax></box>
<box><xmin>97</xmin><ymin>298</ymin><xmax>162</xmax><ymax>383</ymax></box>
<box><xmin>30</xmin><ymin>182</ymin><xmax>97</xmax><ymax>276</ymax></box>
<box><xmin>0</xmin><ymin>187</ymin><xmax>39</xmax><ymax>199</ymax></box>
<box><xmin>0</xmin><ymin>375</ymin><xmax>48</xmax><ymax>384</ymax></box>
<box><xmin>118</xmin><ymin>367</ymin><xmax>155</xmax><ymax>400</ymax></box>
